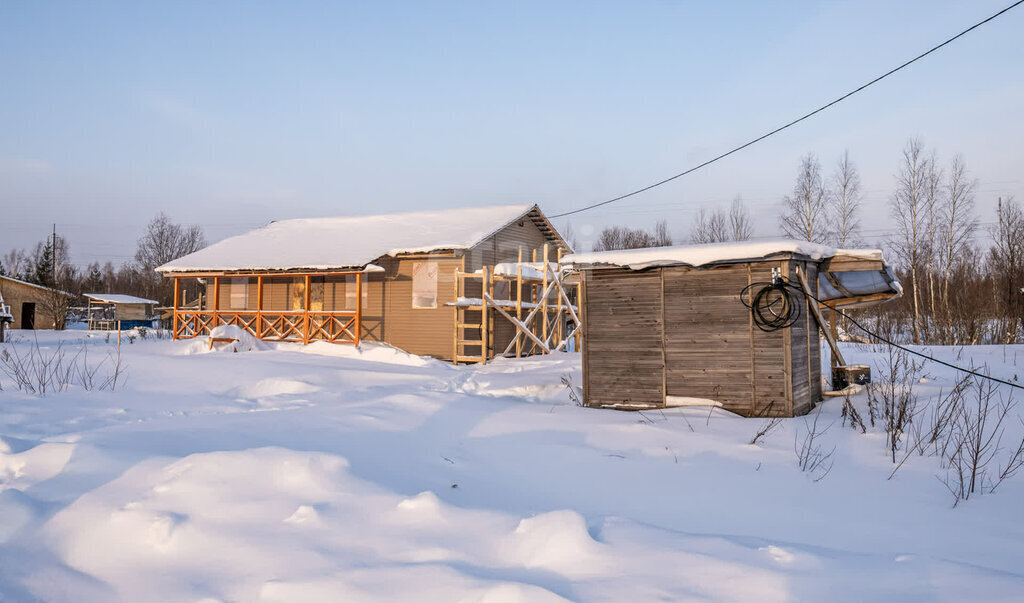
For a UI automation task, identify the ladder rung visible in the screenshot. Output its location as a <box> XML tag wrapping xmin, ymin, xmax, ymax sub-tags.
<box><xmin>456</xmin><ymin>323</ymin><xmax>481</xmax><ymax>328</ymax></box>
<box><xmin>457</xmin><ymin>339</ymin><xmax>483</xmax><ymax>345</ymax></box>
<box><xmin>455</xmin><ymin>355</ymin><xmax>485</xmax><ymax>362</ymax></box>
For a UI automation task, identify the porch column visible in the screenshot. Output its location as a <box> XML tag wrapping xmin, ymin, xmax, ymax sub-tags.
<box><xmin>303</xmin><ymin>274</ymin><xmax>311</xmax><ymax>344</ymax></box>
<box><xmin>355</xmin><ymin>272</ymin><xmax>362</xmax><ymax>347</ymax></box>
<box><xmin>212</xmin><ymin>277</ymin><xmax>220</xmax><ymax>332</ymax></box>
<box><xmin>257</xmin><ymin>275</ymin><xmax>264</xmax><ymax>338</ymax></box>
<box><xmin>172</xmin><ymin>277</ymin><xmax>180</xmax><ymax>339</ymax></box>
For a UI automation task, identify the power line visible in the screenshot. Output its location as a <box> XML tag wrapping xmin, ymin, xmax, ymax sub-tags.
<box><xmin>550</xmin><ymin>0</ymin><xmax>1024</xmax><ymax>219</ymax></box>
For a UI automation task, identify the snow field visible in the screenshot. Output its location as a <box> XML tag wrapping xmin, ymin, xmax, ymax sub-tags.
<box><xmin>0</xmin><ymin>330</ymin><xmax>1022</xmax><ymax>601</ymax></box>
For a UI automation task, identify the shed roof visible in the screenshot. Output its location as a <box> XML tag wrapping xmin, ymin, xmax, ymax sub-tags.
<box><xmin>157</xmin><ymin>204</ymin><xmax>551</xmax><ymax>274</ymax></box>
<box><xmin>84</xmin><ymin>293</ymin><xmax>160</xmax><ymax>305</ymax></box>
<box><xmin>563</xmin><ymin>240</ymin><xmax>881</xmax><ymax>270</ymax></box>
<box><xmin>0</xmin><ymin>274</ymin><xmax>74</xmax><ymax>297</ymax></box>
<box><xmin>566</xmin><ymin>240</ymin><xmax>902</xmax><ymax>307</ymax></box>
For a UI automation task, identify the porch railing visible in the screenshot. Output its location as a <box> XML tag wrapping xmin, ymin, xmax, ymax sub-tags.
<box><xmin>173</xmin><ymin>310</ymin><xmax>360</xmax><ymax>344</ymax></box>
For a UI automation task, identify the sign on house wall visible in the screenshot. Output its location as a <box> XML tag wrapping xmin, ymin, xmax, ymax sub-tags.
<box><xmin>412</xmin><ymin>262</ymin><xmax>439</xmax><ymax>309</ymax></box>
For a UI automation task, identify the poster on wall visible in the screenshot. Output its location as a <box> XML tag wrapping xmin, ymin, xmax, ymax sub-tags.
<box><xmin>412</xmin><ymin>262</ymin><xmax>439</xmax><ymax>309</ymax></box>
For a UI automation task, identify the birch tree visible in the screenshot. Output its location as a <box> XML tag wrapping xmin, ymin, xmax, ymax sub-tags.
<box><xmin>890</xmin><ymin>138</ymin><xmax>930</xmax><ymax>344</ymax></box>
<box><xmin>925</xmin><ymin>153</ymin><xmax>943</xmax><ymax>341</ymax></box>
<box><xmin>939</xmin><ymin>155</ymin><xmax>978</xmax><ymax>343</ymax></box>
<box><xmin>990</xmin><ymin>196</ymin><xmax>1024</xmax><ymax>343</ymax></box>
<box><xmin>830</xmin><ymin>150</ymin><xmax>862</xmax><ymax>248</ymax></box>
<box><xmin>779</xmin><ymin>153</ymin><xmax>830</xmax><ymax>243</ymax></box>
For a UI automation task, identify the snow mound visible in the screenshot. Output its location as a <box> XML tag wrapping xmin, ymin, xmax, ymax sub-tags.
<box><xmin>503</xmin><ymin>510</ymin><xmax>607</xmax><ymax>577</ymax></box>
<box><xmin>300</xmin><ymin>341</ymin><xmax>437</xmax><ymax>367</ymax></box>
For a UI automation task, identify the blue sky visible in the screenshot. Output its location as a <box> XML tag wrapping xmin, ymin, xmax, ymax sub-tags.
<box><xmin>1</xmin><ymin>1</ymin><xmax>1021</xmax><ymax>265</ymax></box>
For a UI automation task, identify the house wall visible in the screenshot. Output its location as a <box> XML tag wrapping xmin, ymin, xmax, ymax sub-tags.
<box><xmin>0</xmin><ymin>277</ymin><xmax>64</xmax><ymax>330</ymax></box>
<box><xmin>377</xmin><ymin>255</ymin><xmax>462</xmax><ymax>359</ymax></box>
<box><xmin>581</xmin><ymin>259</ymin><xmax>822</xmax><ymax>417</ymax></box>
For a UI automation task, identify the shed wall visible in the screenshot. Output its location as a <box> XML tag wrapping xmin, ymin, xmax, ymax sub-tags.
<box><xmin>0</xmin><ymin>278</ymin><xmax>64</xmax><ymax>330</ymax></box>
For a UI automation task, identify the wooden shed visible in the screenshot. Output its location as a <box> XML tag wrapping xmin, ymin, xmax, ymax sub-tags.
<box><xmin>0</xmin><ymin>275</ymin><xmax>74</xmax><ymax>330</ymax></box>
<box><xmin>157</xmin><ymin>204</ymin><xmax>569</xmax><ymax>360</ymax></box>
<box><xmin>84</xmin><ymin>293</ymin><xmax>160</xmax><ymax>329</ymax></box>
<box><xmin>566</xmin><ymin>241</ymin><xmax>902</xmax><ymax>417</ymax></box>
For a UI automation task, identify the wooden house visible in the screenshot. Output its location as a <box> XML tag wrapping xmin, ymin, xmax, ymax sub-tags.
<box><xmin>565</xmin><ymin>241</ymin><xmax>902</xmax><ymax>418</ymax></box>
<box><xmin>157</xmin><ymin>204</ymin><xmax>569</xmax><ymax>360</ymax></box>
<box><xmin>0</xmin><ymin>275</ymin><xmax>74</xmax><ymax>330</ymax></box>
<box><xmin>84</xmin><ymin>293</ymin><xmax>160</xmax><ymax>330</ymax></box>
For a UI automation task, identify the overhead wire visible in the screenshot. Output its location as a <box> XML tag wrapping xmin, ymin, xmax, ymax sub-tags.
<box><xmin>549</xmin><ymin>0</ymin><xmax>1024</xmax><ymax>219</ymax></box>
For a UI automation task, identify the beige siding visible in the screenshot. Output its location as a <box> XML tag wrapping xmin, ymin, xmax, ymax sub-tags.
<box><xmin>0</xmin><ymin>277</ymin><xmax>66</xmax><ymax>330</ymax></box>
<box><xmin>113</xmin><ymin>303</ymin><xmax>152</xmax><ymax>321</ymax></box>
<box><xmin>378</xmin><ymin>255</ymin><xmax>462</xmax><ymax>359</ymax></box>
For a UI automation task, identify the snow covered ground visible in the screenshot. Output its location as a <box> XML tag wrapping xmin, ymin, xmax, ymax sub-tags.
<box><xmin>0</xmin><ymin>330</ymin><xmax>1022</xmax><ymax>602</ymax></box>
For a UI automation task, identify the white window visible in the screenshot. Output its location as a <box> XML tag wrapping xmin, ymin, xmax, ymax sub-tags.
<box><xmin>412</xmin><ymin>262</ymin><xmax>438</xmax><ymax>309</ymax></box>
<box><xmin>345</xmin><ymin>275</ymin><xmax>369</xmax><ymax>310</ymax></box>
<box><xmin>230</xmin><ymin>278</ymin><xmax>248</xmax><ymax>309</ymax></box>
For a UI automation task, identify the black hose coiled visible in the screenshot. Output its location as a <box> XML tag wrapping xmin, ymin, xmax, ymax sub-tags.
<box><xmin>740</xmin><ymin>280</ymin><xmax>802</xmax><ymax>332</ymax></box>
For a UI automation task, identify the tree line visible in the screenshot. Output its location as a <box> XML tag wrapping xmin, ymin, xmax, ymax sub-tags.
<box><xmin>587</xmin><ymin>138</ymin><xmax>1023</xmax><ymax>345</ymax></box>
<box><xmin>1</xmin><ymin>214</ymin><xmax>206</xmax><ymax>327</ymax></box>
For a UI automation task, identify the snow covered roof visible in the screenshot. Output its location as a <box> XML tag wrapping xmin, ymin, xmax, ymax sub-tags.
<box><xmin>566</xmin><ymin>239</ymin><xmax>901</xmax><ymax>306</ymax></box>
<box><xmin>0</xmin><ymin>274</ymin><xmax>74</xmax><ymax>297</ymax></box>
<box><xmin>157</xmin><ymin>204</ymin><xmax>545</xmax><ymax>274</ymax></box>
<box><xmin>564</xmin><ymin>240</ymin><xmax>883</xmax><ymax>270</ymax></box>
<box><xmin>84</xmin><ymin>293</ymin><xmax>160</xmax><ymax>305</ymax></box>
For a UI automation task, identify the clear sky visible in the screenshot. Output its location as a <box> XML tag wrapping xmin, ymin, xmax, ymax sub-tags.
<box><xmin>1</xmin><ymin>1</ymin><xmax>1021</xmax><ymax>266</ymax></box>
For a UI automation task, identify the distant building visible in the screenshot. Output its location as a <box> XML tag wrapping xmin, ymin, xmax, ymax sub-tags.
<box><xmin>84</xmin><ymin>293</ymin><xmax>161</xmax><ymax>330</ymax></box>
<box><xmin>0</xmin><ymin>275</ymin><xmax>74</xmax><ymax>330</ymax></box>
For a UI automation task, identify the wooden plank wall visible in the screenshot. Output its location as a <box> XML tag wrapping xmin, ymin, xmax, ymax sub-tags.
<box><xmin>664</xmin><ymin>264</ymin><xmax>771</xmax><ymax>415</ymax></box>
<box><xmin>582</xmin><ymin>260</ymin><xmax>816</xmax><ymax>417</ymax></box>
<box><xmin>582</xmin><ymin>268</ymin><xmax>664</xmax><ymax>408</ymax></box>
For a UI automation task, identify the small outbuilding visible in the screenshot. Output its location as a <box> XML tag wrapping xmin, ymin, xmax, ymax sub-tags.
<box><xmin>0</xmin><ymin>275</ymin><xmax>74</xmax><ymax>330</ymax></box>
<box><xmin>84</xmin><ymin>293</ymin><xmax>160</xmax><ymax>330</ymax></box>
<box><xmin>565</xmin><ymin>241</ymin><xmax>902</xmax><ymax>417</ymax></box>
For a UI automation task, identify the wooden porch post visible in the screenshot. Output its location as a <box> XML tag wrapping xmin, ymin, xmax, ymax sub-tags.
<box><xmin>303</xmin><ymin>274</ymin><xmax>311</xmax><ymax>344</ymax></box>
<box><xmin>481</xmin><ymin>266</ymin><xmax>490</xmax><ymax>365</ymax></box>
<box><xmin>355</xmin><ymin>272</ymin><xmax>362</xmax><ymax>347</ymax></box>
<box><xmin>172</xmin><ymin>277</ymin><xmax>180</xmax><ymax>339</ymax></box>
<box><xmin>212</xmin><ymin>277</ymin><xmax>220</xmax><ymax>332</ymax></box>
<box><xmin>541</xmin><ymin>244</ymin><xmax>549</xmax><ymax>351</ymax></box>
<box><xmin>516</xmin><ymin>247</ymin><xmax>523</xmax><ymax>358</ymax></box>
<box><xmin>257</xmin><ymin>275</ymin><xmax>264</xmax><ymax>338</ymax></box>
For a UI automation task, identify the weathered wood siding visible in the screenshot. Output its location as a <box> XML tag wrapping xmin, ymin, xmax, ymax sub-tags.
<box><xmin>581</xmin><ymin>259</ymin><xmax>823</xmax><ymax>417</ymax></box>
<box><xmin>582</xmin><ymin>268</ymin><xmax>664</xmax><ymax>408</ymax></box>
<box><xmin>113</xmin><ymin>303</ymin><xmax>152</xmax><ymax>321</ymax></box>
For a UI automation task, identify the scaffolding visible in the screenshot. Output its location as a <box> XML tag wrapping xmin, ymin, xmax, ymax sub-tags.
<box><xmin>450</xmin><ymin>244</ymin><xmax>582</xmax><ymax>364</ymax></box>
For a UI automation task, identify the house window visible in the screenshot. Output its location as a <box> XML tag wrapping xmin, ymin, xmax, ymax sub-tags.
<box><xmin>345</xmin><ymin>275</ymin><xmax>368</xmax><ymax>310</ymax></box>
<box><xmin>412</xmin><ymin>262</ymin><xmax>438</xmax><ymax>309</ymax></box>
<box><xmin>230</xmin><ymin>278</ymin><xmax>248</xmax><ymax>309</ymax></box>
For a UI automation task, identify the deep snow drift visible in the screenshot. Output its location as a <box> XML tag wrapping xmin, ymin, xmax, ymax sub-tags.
<box><xmin>0</xmin><ymin>330</ymin><xmax>1022</xmax><ymax>601</ymax></box>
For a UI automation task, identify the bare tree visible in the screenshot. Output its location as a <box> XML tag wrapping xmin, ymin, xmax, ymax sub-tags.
<box><xmin>690</xmin><ymin>207</ymin><xmax>728</xmax><ymax>244</ymax></box>
<box><xmin>729</xmin><ymin>197</ymin><xmax>753</xmax><ymax>241</ymax></box>
<box><xmin>925</xmin><ymin>153</ymin><xmax>944</xmax><ymax>342</ymax></box>
<box><xmin>690</xmin><ymin>199</ymin><xmax>749</xmax><ymax>245</ymax></box>
<box><xmin>652</xmin><ymin>220</ymin><xmax>673</xmax><ymax>247</ymax></box>
<box><xmin>560</xmin><ymin>222</ymin><xmax>581</xmax><ymax>252</ymax></box>
<box><xmin>990</xmin><ymin>196</ymin><xmax>1024</xmax><ymax>343</ymax></box>
<box><xmin>135</xmin><ymin>213</ymin><xmax>206</xmax><ymax>304</ymax></box>
<box><xmin>592</xmin><ymin>220</ymin><xmax>672</xmax><ymax>251</ymax></box>
<box><xmin>830</xmin><ymin>150</ymin><xmax>862</xmax><ymax>248</ymax></box>
<box><xmin>779</xmin><ymin>153</ymin><xmax>830</xmax><ymax>243</ymax></box>
<box><xmin>939</xmin><ymin>155</ymin><xmax>978</xmax><ymax>343</ymax></box>
<box><xmin>889</xmin><ymin>138</ymin><xmax>931</xmax><ymax>344</ymax></box>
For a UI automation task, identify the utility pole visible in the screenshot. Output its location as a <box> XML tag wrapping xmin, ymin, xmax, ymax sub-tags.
<box><xmin>52</xmin><ymin>223</ymin><xmax>57</xmax><ymax>285</ymax></box>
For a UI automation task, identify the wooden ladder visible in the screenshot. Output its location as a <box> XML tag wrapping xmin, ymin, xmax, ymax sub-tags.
<box><xmin>452</xmin><ymin>268</ymin><xmax>491</xmax><ymax>364</ymax></box>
